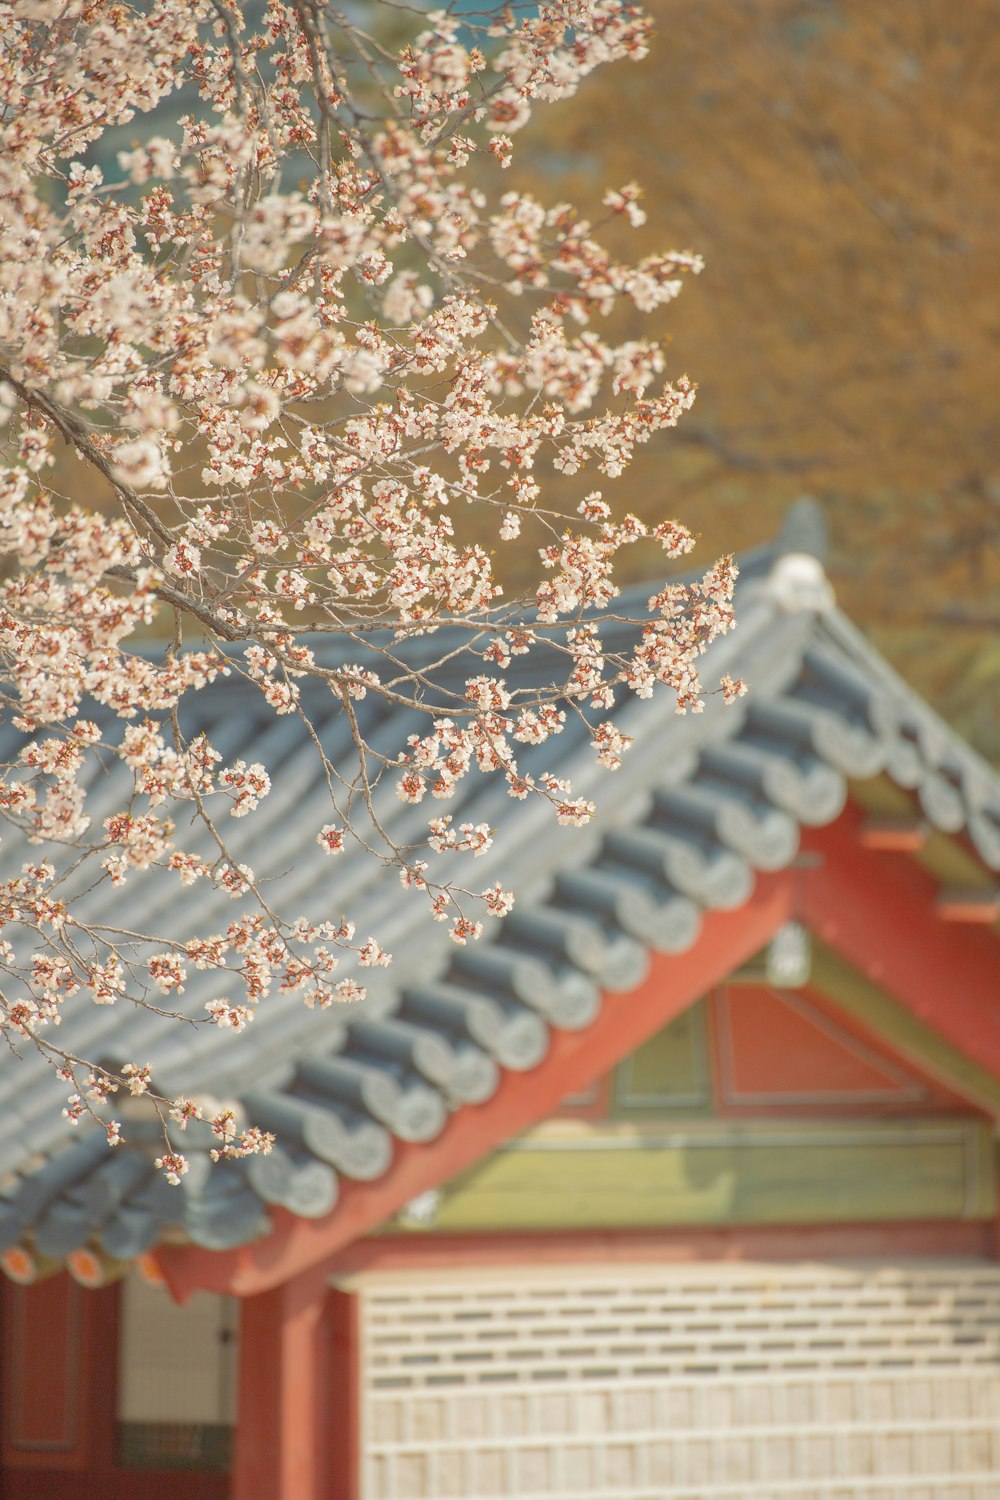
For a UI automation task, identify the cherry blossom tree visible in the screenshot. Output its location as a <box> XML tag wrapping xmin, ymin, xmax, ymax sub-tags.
<box><xmin>0</xmin><ymin>0</ymin><xmax>741</xmax><ymax>1175</ymax></box>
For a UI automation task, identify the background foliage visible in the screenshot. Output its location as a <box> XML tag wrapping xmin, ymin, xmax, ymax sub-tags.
<box><xmin>522</xmin><ymin>0</ymin><xmax>1000</xmax><ymax>758</ymax></box>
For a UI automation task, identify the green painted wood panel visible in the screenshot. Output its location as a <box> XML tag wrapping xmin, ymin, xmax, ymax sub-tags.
<box><xmin>612</xmin><ymin>999</ymin><xmax>711</xmax><ymax>1113</ymax></box>
<box><xmin>404</xmin><ymin>1117</ymin><xmax>995</xmax><ymax>1233</ymax></box>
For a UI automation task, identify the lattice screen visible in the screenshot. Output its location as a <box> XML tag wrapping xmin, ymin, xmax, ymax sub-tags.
<box><xmin>358</xmin><ymin>1260</ymin><xmax>1000</xmax><ymax>1499</ymax></box>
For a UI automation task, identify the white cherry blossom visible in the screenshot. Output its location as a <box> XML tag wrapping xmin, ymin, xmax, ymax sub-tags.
<box><xmin>0</xmin><ymin>0</ymin><xmax>738</xmax><ymax>1170</ymax></box>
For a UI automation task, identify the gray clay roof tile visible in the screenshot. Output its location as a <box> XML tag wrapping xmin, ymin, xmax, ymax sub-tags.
<box><xmin>2</xmin><ymin>501</ymin><xmax>999</xmax><ymax>1268</ymax></box>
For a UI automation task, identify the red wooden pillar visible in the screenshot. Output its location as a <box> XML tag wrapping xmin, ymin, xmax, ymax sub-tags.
<box><xmin>232</xmin><ymin>1271</ymin><xmax>360</xmax><ymax>1500</ymax></box>
<box><xmin>328</xmin><ymin>1289</ymin><xmax>361</xmax><ymax>1500</ymax></box>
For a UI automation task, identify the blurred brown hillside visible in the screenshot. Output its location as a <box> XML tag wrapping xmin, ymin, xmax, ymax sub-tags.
<box><xmin>523</xmin><ymin>0</ymin><xmax>1000</xmax><ymax>758</ymax></box>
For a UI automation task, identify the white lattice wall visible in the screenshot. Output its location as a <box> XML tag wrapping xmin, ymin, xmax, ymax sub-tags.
<box><xmin>357</xmin><ymin>1260</ymin><xmax>1000</xmax><ymax>1499</ymax></box>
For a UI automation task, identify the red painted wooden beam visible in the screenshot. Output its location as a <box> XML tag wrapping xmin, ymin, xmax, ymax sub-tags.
<box><xmin>801</xmin><ymin>808</ymin><xmax>1000</xmax><ymax>1076</ymax></box>
<box><xmin>329</xmin><ymin>1220</ymin><xmax>997</xmax><ymax>1278</ymax></box>
<box><xmin>159</xmin><ymin>872</ymin><xmax>796</xmax><ymax>1299</ymax></box>
<box><xmin>936</xmin><ymin>888</ymin><xmax>1000</xmax><ymax>924</ymax></box>
<box><xmin>859</xmin><ymin>816</ymin><xmax>929</xmax><ymax>853</ymax></box>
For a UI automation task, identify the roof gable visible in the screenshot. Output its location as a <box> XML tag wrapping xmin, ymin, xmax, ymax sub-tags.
<box><xmin>2</xmin><ymin>505</ymin><xmax>1000</xmax><ymax>1293</ymax></box>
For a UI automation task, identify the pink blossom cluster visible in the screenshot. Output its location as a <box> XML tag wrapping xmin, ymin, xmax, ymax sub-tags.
<box><xmin>0</xmin><ymin>0</ymin><xmax>741</xmax><ymax>1173</ymax></box>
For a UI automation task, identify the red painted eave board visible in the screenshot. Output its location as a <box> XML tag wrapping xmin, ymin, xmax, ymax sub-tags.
<box><xmin>800</xmin><ymin>808</ymin><xmax>1000</xmax><ymax>1078</ymax></box>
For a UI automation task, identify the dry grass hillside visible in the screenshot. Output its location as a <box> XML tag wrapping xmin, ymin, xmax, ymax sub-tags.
<box><xmin>29</xmin><ymin>2</ymin><xmax>999</xmax><ymax>757</ymax></box>
<box><xmin>521</xmin><ymin>0</ymin><xmax>1000</xmax><ymax>756</ymax></box>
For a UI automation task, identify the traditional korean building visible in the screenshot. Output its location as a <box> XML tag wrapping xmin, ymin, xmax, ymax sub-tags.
<box><xmin>3</xmin><ymin>502</ymin><xmax>1000</xmax><ymax>1500</ymax></box>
